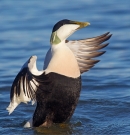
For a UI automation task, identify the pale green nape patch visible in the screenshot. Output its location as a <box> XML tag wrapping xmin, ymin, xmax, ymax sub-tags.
<box><xmin>50</xmin><ymin>32</ymin><xmax>61</xmax><ymax>45</ymax></box>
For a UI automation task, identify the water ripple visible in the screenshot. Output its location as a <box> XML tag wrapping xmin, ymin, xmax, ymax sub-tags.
<box><xmin>0</xmin><ymin>0</ymin><xmax>130</xmax><ymax>134</ymax></box>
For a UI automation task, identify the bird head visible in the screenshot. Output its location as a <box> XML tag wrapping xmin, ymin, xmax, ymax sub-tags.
<box><xmin>50</xmin><ymin>19</ymin><xmax>90</xmax><ymax>45</ymax></box>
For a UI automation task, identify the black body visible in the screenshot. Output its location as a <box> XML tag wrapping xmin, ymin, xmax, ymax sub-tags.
<box><xmin>33</xmin><ymin>72</ymin><xmax>81</xmax><ymax>127</ymax></box>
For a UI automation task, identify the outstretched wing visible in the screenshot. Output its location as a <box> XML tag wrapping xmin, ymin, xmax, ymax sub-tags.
<box><xmin>66</xmin><ymin>32</ymin><xmax>112</xmax><ymax>73</ymax></box>
<box><xmin>6</xmin><ymin>56</ymin><xmax>45</xmax><ymax>114</ymax></box>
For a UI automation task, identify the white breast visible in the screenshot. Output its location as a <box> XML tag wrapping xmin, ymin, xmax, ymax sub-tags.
<box><xmin>45</xmin><ymin>42</ymin><xmax>80</xmax><ymax>78</ymax></box>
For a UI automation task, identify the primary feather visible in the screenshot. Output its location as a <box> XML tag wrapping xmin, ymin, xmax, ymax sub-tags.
<box><xmin>66</xmin><ymin>32</ymin><xmax>112</xmax><ymax>73</ymax></box>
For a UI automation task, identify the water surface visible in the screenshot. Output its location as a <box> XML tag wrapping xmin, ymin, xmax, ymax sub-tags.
<box><xmin>0</xmin><ymin>0</ymin><xmax>130</xmax><ymax>134</ymax></box>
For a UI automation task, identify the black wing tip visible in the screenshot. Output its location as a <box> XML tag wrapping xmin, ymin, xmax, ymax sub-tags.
<box><xmin>101</xmin><ymin>51</ymin><xmax>106</xmax><ymax>55</ymax></box>
<box><xmin>105</xmin><ymin>32</ymin><xmax>112</xmax><ymax>36</ymax></box>
<box><xmin>96</xmin><ymin>51</ymin><xmax>106</xmax><ymax>57</ymax></box>
<box><xmin>98</xmin><ymin>32</ymin><xmax>112</xmax><ymax>40</ymax></box>
<box><xmin>106</xmin><ymin>33</ymin><xmax>112</xmax><ymax>39</ymax></box>
<box><xmin>94</xmin><ymin>32</ymin><xmax>112</xmax><ymax>39</ymax></box>
<box><xmin>97</xmin><ymin>32</ymin><xmax>112</xmax><ymax>44</ymax></box>
<box><xmin>101</xmin><ymin>43</ymin><xmax>109</xmax><ymax>48</ymax></box>
<box><xmin>104</xmin><ymin>32</ymin><xmax>110</xmax><ymax>36</ymax></box>
<box><xmin>94</xmin><ymin>59</ymin><xmax>100</xmax><ymax>64</ymax></box>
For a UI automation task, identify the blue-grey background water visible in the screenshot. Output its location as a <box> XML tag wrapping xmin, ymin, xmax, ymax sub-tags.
<box><xmin>0</xmin><ymin>0</ymin><xmax>130</xmax><ymax>134</ymax></box>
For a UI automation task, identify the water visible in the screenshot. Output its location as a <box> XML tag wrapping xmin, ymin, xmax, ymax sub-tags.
<box><xmin>0</xmin><ymin>0</ymin><xmax>130</xmax><ymax>134</ymax></box>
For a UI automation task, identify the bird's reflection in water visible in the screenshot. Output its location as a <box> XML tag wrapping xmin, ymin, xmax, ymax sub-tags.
<box><xmin>34</xmin><ymin>121</ymin><xmax>82</xmax><ymax>135</ymax></box>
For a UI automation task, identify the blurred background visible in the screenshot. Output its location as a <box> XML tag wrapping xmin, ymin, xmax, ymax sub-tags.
<box><xmin>0</xmin><ymin>0</ymin><xmax>130</xmax><ymax>134</ymax></box>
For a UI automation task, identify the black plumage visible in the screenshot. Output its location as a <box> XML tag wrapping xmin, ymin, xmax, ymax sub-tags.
<box><xmin>33</xmin><ymin>72</ymin><xmax>81</xmax><ymax>127</ymax></box>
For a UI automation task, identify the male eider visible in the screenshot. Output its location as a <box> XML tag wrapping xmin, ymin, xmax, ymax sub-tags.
<box><xmin>6</xmin><ymin>19</ymin><xmax>112</xmax><ymax>127</ymax></box>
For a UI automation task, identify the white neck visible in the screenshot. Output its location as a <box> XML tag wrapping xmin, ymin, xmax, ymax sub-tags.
<box><xmin>51</xmin><ymin>40</ymin><xmax>66</xmax><ymax>53</ymax></box>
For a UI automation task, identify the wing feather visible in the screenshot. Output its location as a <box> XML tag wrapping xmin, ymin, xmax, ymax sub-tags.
<box><xmin>7</xmin><ymin>56</ymin><xmax>45</xmax><ymax>114</ymax></box>
<box><xmin>79</xmin><ymin>43</ymin><xmax>109</xmax><ymax>52</ymax></box>
<box><xmin>66</xmin><ymin>32</ymin><xmax>112</xmax><ymax>73</ymax></box>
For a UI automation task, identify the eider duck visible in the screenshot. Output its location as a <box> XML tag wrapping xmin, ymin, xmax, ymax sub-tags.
<box><xmin>6</xmin><ymin>19</ymin><xmax>112</xmax><ymax>127</ymax></box>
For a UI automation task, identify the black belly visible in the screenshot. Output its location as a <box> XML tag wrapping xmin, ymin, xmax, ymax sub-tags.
<box><xmin>33</xmin><ymin>72</ymin><xmax>81</xmax><ymax>127</ymax></box>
